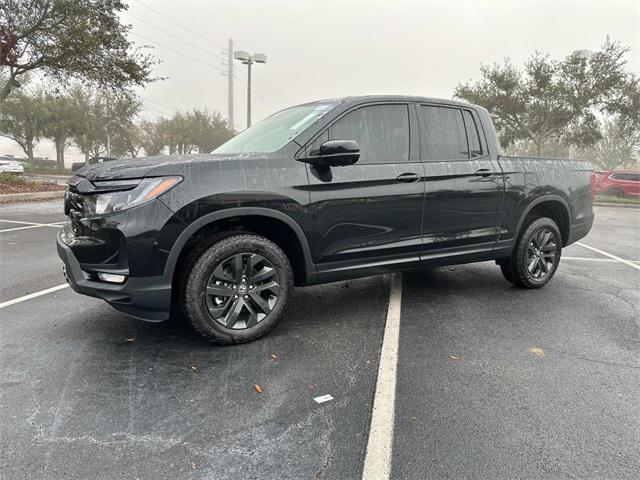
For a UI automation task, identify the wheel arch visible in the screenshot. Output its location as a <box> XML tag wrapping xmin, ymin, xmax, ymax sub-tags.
<box><xmin>515</xmin><ymin>195</ymin><xmax>571</xmax><ymax>246</ymax></box>
<box><xmin>165</xmin><ymin>208</ymin><xmax>316</xmax><ymax>287</ymax></box>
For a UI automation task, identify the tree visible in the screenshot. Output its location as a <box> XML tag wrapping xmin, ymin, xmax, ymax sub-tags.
<box><xmin>41</xmin><ymin>93</ymin><xmax>79</xmax><ymax>172</ymax></box>
<box><xmin>454</xmin><ymin>37</ymin><xmax>638</xmax><ymax>156</ymax></box>
<box><xmin>69</xmin><ymin>87</ymin><xmax>142</xmax><ymax>161</ymax></box>
<box><xmin>0</xmin><ymin>0</ymin><xmax>157</xmax><ymax>101</ymax></box>
<box><xmin>162</xmin><ymin>109</ymin><xmax>233</xmax><ymax>155</ymax></box>
<box><xmin>139</xmin><ymin>119</ymin><xmax>167</xmax><ymax>157</ymax></box>
<box><xmin>0</xmin><ymin>87</ymin><xmax>45</xmax><ymax>162</ymax></box>
<box><xmin>582</xmin><ymin>118</ymin><xmax>638</xmax><ymax>170</ymax></box>
<box><xmin>110</xmin><ymin>123</ymin><xmax>143</xmax><ymax>158</ymax></box>
<box><xmin>188</xmin><ymin>109</ymin><xmax>234</xmax><ymax>152</ymax></box>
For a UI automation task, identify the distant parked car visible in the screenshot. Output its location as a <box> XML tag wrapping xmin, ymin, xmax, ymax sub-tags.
<box><xmin>72</xmin><ymin>156</ymin><xmax>119</xmax><ymax>173</ymax></box>
<box><xmin>0</xmin><ymin>159</ymin><xmax>25</xmax><ymax>174</ymax></box>
<box><xmin>595</xmin><ymin>170</ymin><xmax>640</xmax><ymax>197</ymax></box>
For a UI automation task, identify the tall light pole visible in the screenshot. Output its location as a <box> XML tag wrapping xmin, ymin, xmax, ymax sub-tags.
<box><xmin>226</xmin><ymin>39</ymin><xmax>234</xmax><ymax>130</ymax></box>
<box><xmin>234</xmin><ymin>50</ymin><xmax>267</xmax><ymax>128</ymax></box>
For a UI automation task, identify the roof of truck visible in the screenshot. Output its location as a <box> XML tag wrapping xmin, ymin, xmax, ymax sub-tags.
<box><xmin>310</xmin><ymin>95</ymin><xmax>478</xmax><ymax>109</ymax></box>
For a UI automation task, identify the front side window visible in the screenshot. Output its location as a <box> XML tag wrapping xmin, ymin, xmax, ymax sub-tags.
<box><xmin>421</xmin><ymin>105</ymin><xmax>469</xmax><ymax>160</ymax></box>
<box><xmin>316</xmin><ymin>104</ymin><xmax>410</xmax><ymax>164</ymax></box>
<box><xmin>213</xmin><ymin>102</ymin><xmax>337</xmax><ymax>154</ymax></box>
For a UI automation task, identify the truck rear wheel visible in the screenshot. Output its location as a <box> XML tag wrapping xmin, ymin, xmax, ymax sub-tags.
<box><xmin>501</xmin><ymin>217</ymin><xmax>562</xmax><ymax>289</ymax></box>
<box><xmin>182</xmin><ymin>233</ymin><xmax>292</xmax><ymax>344</ymax></box>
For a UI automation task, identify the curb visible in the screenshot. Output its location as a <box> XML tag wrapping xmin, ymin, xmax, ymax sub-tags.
<box><xmin>594</xmin><ymin>202</ymin><xmax>640</xmax><ymax>209</ymax></box>
<box><xmin>0</xmin><ymin>191</ymin><xmax>65</xmax><ymax>204</ymax></box>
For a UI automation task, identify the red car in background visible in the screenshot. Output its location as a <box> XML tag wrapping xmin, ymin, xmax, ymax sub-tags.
<box><xmin>595</xmin><ymin>170</ymin><xmax>640</xmax><ymax>197</ymax></box>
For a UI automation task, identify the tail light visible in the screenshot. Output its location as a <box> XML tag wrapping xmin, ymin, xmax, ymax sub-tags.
<box><xmin>590</xmin><ymin>172</ymin><xmax>596</xmax><ymax>200</ymax></box>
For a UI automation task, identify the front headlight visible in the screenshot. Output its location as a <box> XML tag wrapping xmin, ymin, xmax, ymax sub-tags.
<box><xmin>84</xmin><ymin>176</ymin><xmax>182</xmax><ymax>215</ymax></box>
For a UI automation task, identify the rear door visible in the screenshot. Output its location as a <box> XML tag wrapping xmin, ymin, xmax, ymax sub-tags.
<box><xmin>617</xmin><ymin>173</ymin><xmax>640</xmax><ymax>196</ymax></box>
<box><xmin>418</xmin><ymin>104</ymin><xmax>502</xmax><ymax>257</ymax></box>
<box><xmin>304</xmin><ymin>103</ymin><xmax>425</xmax><ymax>280</ymax></box>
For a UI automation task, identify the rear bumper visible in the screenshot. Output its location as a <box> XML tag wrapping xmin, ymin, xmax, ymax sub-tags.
<box><xmin>57</xmin><ymin>233</ymin><xmax>171</xmax><ymax>321</ymax></box>
<box><xmin>567</xmin><ymin>213</ymin><xmax>594</xmax><ymax>245</ymax></box>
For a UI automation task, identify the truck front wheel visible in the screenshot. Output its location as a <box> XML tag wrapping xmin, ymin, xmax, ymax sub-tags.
<box><xmin>182</xmin><ymin>233</ymin><xmax>293</xmax><ymax>344</ymax></box>
<box><xmin>501</xmin><ymin>217</ymin><xmax>562</xmax><ymax>288</ymax></box>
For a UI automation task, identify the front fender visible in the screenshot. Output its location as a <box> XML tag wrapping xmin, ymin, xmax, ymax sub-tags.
<box><xmin>162</xmin><ymin>207</ymin><xmax>316</xmax><ymax>284</ymax></box>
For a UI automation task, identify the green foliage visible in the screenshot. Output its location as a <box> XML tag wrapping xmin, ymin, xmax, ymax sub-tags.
<box><xmin>69</xmin><ymin>87</ymin><xmax>143</xmax><ymax>159</ymax></box>
<box><xmin>156</xmin><ymin>110</ymin><xmax>234</xmax><ymax>155</ymax></box>
<box><xmin>138</xmin><ymin>119</ymin><xmax>167</xmax><ymax>157</ymax></box>
<box><xmin>594</xmin><ymin>194</ymin><xmax>640</xmax><ymax>206</ymax></box>
<box><xmin>455</xmin><ymin>37</ymin><xmax>639</xmax><ymax>162</ymax></box>
<box><xmin>0</xmin><ymin>86</ymin><xmax>45</xmax><ymax>161</ymax></box>
<box><xmin>0</xmin><ymin>0</ymin><xmax>158</xmax><ymax>101</ymax></box>
<box><xmin>40</xmin><ymin>93</ymin><xmax>80</xmax><ymax>172</ymax></box>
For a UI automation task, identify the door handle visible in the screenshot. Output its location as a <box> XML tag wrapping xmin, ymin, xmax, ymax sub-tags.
<box><xmin>474</xmin><ymin>169</ymin><xmax>493</xmax><ymax>178</ymax></box>
<box><xmin>396</xmin><ymin>172</ymin><xmax>420</xmax><ymax>183</ymax></box>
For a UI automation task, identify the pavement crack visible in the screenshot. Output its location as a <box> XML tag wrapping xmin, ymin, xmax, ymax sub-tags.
<box><xmin>543</xmin><ymin>346</ymin><xmax>640</xmax><ymax>370</ymax></box>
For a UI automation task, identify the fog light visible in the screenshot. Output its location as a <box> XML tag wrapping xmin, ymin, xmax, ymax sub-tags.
<box><xmin>97</xmin><ymin>273</ymin><xmax>126</xmax><ymax>284</ymax></box>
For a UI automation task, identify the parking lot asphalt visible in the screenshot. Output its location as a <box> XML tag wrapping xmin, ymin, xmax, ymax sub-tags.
<box><xmin>0</xmin><ymin>202</ymin><xmax>639</xmax><ymax>480</ymax></box>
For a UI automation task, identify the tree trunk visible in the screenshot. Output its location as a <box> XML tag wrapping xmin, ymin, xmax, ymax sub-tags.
<box><xmin>534</xmin><ymin>138</ymin><xmax>543</xmax><ymax>157</ymax></box>
<box><xmin>26</xmin><ymin>141</ymin><xmax>34</xmax><ymax>164</ymax></box>
<box><xmin>55</xmin><ymin>138</ymin><xmax>66</xmax><ymax>174</ymax></box>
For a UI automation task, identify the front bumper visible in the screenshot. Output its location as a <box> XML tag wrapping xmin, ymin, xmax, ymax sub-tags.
<box><xmin>57</xmin><ymin>232</ymin><xmax>172</xmax><ymax>321</ymax></box>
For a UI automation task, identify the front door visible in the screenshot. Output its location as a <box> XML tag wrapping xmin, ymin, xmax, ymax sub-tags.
<box><xmin>305</xmin><ymin>103</ymin><xmax>425</xmax><ymax>281</ymax></box>
<box><xmin>418</xmin><ymin>104</ymin><xmax>502</xmax><ymax>257</ymax></box>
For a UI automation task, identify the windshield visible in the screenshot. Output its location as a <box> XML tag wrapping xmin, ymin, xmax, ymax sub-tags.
<box><xmin>213</xmin><ymin>102</ymin><xmax>337</xmax><ymax>154</ymax></box>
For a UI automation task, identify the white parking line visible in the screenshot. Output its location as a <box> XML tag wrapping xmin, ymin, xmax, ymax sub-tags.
<box><xmin>576</xmin><ymin>242</ymin><xmax>640</xmax><ymax>271</ymax></box>
<box><xmin>0</xmin><ymin>219</ymin><xmax>44</xmax><ymax>226</ymax></box>
<box><xmin>362</xmin><ymin>273</ymin><xmax>403</xmax><ymax>480</ymax></box>
<box><xmin>0</xmin><ymin>219</ymin><xmax>66</xmax><ymax>226</ymax></box>
<box><xmin>563</xmin><ymin>256</ymin><xmax>640</xmax><ymax>263</ymax></box>
<box><xmin>0</xmin><ymin>284</ymin><xmax>69</xmax><ymax>309</ymax></box>
<box><xmin>0</xmin><ymin>219</ymin><xmax>65</xmax><ymax>233</ymax></box>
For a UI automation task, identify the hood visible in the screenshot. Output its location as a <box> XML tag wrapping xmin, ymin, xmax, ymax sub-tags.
<box><xmin>73</xmin><ymin>152</ymin><xmax>271</xmax><ymax>182</ymax></box>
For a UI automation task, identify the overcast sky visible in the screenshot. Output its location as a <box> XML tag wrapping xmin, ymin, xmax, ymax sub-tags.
<box><xmin>3</xmin><ymin>0</ymin><xmax>639</xmax><ymax>162</ymax></box>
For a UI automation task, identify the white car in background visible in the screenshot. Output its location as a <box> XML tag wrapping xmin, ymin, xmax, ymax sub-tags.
<box><xmin>0</xmin><ymin>159</ymin><xmax>25</xmax><ymax>174</ymax></box>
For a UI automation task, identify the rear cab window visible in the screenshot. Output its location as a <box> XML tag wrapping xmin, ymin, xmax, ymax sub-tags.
<box><xmin>419</xmin><ymin>104</ymin><xmax>485</xmax><ymax>161</ymax></box>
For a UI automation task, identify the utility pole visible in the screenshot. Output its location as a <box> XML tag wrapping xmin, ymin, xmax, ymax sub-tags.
<box><xmin>246</xmin><ymin>60</ymin><xmax>252</xmax><ymax>128</ymax></box>
<box><xmin>105</xmin><ymin>97</ymin><xmax>111</xmax><ymax>157</ymax></box>
<box><xmin>233</xmin><ymin>50</ymin><xmax>267</xmax><ymax>128</ymax></box>
<box><xmin>227</xmin><ymin>38</ymin><xmax>234</xmax><ymax>130</ymax></box>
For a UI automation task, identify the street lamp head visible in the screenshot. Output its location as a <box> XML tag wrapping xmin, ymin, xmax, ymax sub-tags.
<box><xmin>253</xmin><ymin>53</ymin><xmax>267</xmax><ymax>64</ymax></box>
<box><xmin>234</xmin><ymin>50</ymin><xmax>251</xmax><ymax>62</ymax></box>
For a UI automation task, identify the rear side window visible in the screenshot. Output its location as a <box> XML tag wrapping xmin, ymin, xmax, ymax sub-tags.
<box><xmin>327</xmin><ymin>104</ymin><xmax>410</xmax><ymax>163</ymax></box>
<box><xmin>421</xmin><ymin>106</ymin><xmax>468</xmax><ymax>160</ymax></box>
<box><xmin>612</xmin><ymin>173</ymin><xmax>640</xmax><ymax>182</ymax></box>
<box><xmin>462</xmin><ymin>110</ymin><xmax>483</xmax><ymax>157</ymax></box>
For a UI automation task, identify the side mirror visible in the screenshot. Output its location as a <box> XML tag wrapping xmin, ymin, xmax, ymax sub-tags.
<box><xmin>304</xmin><ymin>140</ymin><xmax>360</xmax><ymax>167</ymax></box>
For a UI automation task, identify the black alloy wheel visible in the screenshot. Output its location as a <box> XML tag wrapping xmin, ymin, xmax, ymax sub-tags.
<box><xmin>525</xmin><ymin>228</ymin><xmax>558</xmax><ymax>280</ymax></box>
<box><xmin>205</xmin><ymin>253</ymin><xmax>280</xmax><ymax>329</ymax></box>
<box><xmin>500</xmin><ymin>216</ymin><xmax>562</xmax><ymax>289</ymax></box>
<box><xmin>183</xmin><ymin>233</ymin><xmax>292</xmax><ymax>344</ymax></box>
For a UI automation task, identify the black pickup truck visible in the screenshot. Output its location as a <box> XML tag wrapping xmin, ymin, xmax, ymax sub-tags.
<box><xmin>58</xmin><ymin>96</ymin><xmax>595</xmax><ymax>344</ymax></box>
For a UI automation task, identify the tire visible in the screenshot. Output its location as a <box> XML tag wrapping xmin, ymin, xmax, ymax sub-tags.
<box><xmin>606</xmin><ymin>187</ymin><xmax>624</xmax><ymax>198</ymax></box>
<box><xmin>503</xmin><ymin>217</ymin><xmax>562</xmax><ymax>289</ymax></box>
<box><xmin>499</xmin><ymin>259</ymin><xmax>518</xmax><ymax>285</ymax></box>
<box><xmin>182</xmin><ymin>233</ymin><xmax>293</xmax><ymax>344</ymax></box>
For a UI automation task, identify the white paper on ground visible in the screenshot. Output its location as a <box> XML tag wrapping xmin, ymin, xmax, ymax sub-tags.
<box><xmin>314</xmin><ymin>394</ymin><xmax>334</xmax><ymax>404</ymax></box>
